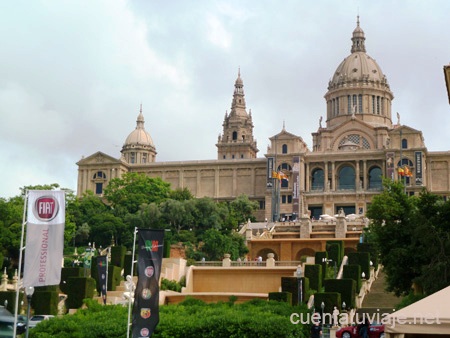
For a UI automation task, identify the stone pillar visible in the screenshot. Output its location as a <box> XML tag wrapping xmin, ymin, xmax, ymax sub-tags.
<box><xmin>335</xmin><ymin>210</ymin><xmax>347</xmax><ymax>238</ymax></box>
<box><xmin>0</xmin><ymin>268</ymin><xmax>7</xmax><ymax>291</ymax></box>
<box><xmin>266</xmin><ymin>253</ymin><xmax>275</xmax><ymax>267</ymax></box>
<box><xmin>300</xmin><ymin>215</ymin><xmax>312</xmax><ymax>238</ymax></box>
<box><xmin>222</xmin><ymin>254</ymin><xmax>231</xmax><ymax>267</ymax></box>
<box><xmin>306</xmin><ymin>162</ymin><xmax>310</xmax><ymax>191</ymax></box>
<box><xmin>363</xmin><ymin>160</ymin><xmax>367</xmax><ymax>190</ymax></box>
<box><xmin>331</xmin><ymin>162</ymin><xmax>336</xmax><ymax>191</ymax></box>
<box><xmin>324</xmin><ymin>161</ymin><xmax>329</xmax><ymax>191</ymax></box>
<box><xmin>12</xmin><ymin>269</ymin><xmax>18</xmax><ymax>290</ymax></box>
<box><xmin>356</xmin><ymin>160</ymin><xmax>360</xmax><ymax>190</ymax></box>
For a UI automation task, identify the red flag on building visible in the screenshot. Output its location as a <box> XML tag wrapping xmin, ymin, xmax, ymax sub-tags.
<box><xmin>132</xmin><ymin>229</ymin><xmax>164</xmax><ymax>337</ymax></box>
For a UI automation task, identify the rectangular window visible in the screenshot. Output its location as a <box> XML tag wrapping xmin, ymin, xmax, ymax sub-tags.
<box><xmin>282</xmin><ymin>195</ymin><xmax>287</xmax><ymax>204</ymax></box>
<box><xmin>336</xmin><ymin>97</ymin><xmax>339</xmax><ymax>115</ymax></box>
<box><xmin>358</xmin><ymin>94</ymin><xmax>362</xmax><ymax>112</ymax></box>
<box><xmin>130</xmin><ymin>152</ymin><xmax>136</xmax><ymax>164</ymax></box>
<box><xmin>288</xmin><ymin>195</ymin><xmax>292</xmax><ymax>203</ymax></box>
<box><xmin>372</xmin><ymin>96</ymin><xmax>375</xmax><ymax>113</ymax></box>
<box><xmin>347</xmin><ymin>95</ymin><xmax>351</xmax><ymax>114</ymax></box>
<box><xmin>95</xmin><ymin>183</ymin><xmax>103</xmax><ymax>195</ymax></box>
<box><xmin>352</xmin><ymin>95</ymin><xmax>357</xmax><ymax>112</ymax></box>
<box><xmin>377</xmin><ymin>96</ymin><xmax>380</xmax><ymax>114</ymax></box>
<box><xmin>259</xmin><ymin>201</ymin><xmax>265</xmax><ymax>210</ymax></box>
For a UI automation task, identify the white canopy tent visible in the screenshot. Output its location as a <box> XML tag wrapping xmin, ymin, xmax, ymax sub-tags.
<box><xmin>385</xmin><ymin>285</ymin><xmax>450</xmax><ymax>337</ymax></box>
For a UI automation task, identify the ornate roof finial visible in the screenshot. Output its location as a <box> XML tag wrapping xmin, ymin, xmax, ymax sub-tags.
<box><xmin>351</xmin><ymin>15</ymin><xmax>366</xmax><ymax>53</ymax></box>
<box><xmin>282</xmin><ymin>120</ymin><xmax>286</xmax><ymax>131</ymax></box>
<box><xmin>140</xmin><ymin>103</ymin><xmax>142</xmax><ymax>113</ymax></box>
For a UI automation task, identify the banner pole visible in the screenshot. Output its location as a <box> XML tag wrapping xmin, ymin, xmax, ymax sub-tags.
<box><xmin>14</xmin><ymin>190</ymin><xmax>29</xmax><ymax>337</ymax></box>
<box><xmin>105</xmin><ymin>248</ymin><xmax>109</xmax><ymax>304</ymax></box>
<box><xmin>127</xmin><ymin>227</ymin><xmax>138</xmax><ymax>338</ymax></box>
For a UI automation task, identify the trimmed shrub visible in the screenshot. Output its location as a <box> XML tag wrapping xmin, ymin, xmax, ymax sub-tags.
<box><xmin>323</xmin><ymin>278</ymin><xmax>356</xmax><ymax>309</ymax></box>
<box><xmin>268</xmin><ymin>292</ymin><xmax>292</xmax><ymax>304</ymax></box>
<box><xmin>348</xmin><ymin>252</ymin><xmax>371</xmax><ymax>278</ymax></box>
<box><xmin>107</xmin><ymin>265</ymin><xmax>122</xmax><ymax>292</ymax></box>
<box><xmin>110</xmin><ymin>246</ymin><xmax>126</xmax><ymax>268</ymax></box>
<box><xmin>315</xmin><ymin>251</ymin><xmax>328</xmax><ymax>283</ymax></box>
<box><xmin>314</xmin><ymin>292</ymin><xmax>341</xmax><ymax>325</ymax></box>
<box><xmin>31</xmin><ymin>291</ymin><xmax>59</xmax><ymax>315</ymax></box>
<box><xmin>124</xmin><ymin>254</ymin><xmax>138</xmax><ymax>279</ymax></box>
<box><xmin>0</xmin><ymin>291</ymin><xmax>22</xmax><ymax>313</ymax></box>
<box><xmin>343</xmin><ymin>264</ymin><xmax>362</xmax><ymax>291</ymax></box>
<box><xmin>305</xmin><ymin>264</ymin><xmax>322</xmax><ymax>292</ymax></box>
<box><xmin>357</xmin><ymin>242</ymin><xmax>378</xmax><ymax>269</ymax></box>
<box><xmin>60</xmin><ymin>267</ymin><xmax>85</xmax><ymax>294</ymax></box>
<box><xmin>326</xmin><ymin>240</ymin><xmax>344</xmax><ymax>265</ymax></box>
<box><xmin>66</xmin><ymin>277</ymin><xmax>96</xmax><ymax>309</ymax></box>
<box><xmin>281</xmin><ymin>276</ymin><xmax>309</xmax><ymax>305</ymax></box>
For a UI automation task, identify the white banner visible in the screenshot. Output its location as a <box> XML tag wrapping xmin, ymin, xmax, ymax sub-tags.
<box><xmin>23</xmin><ymin>190</ymin><xmax>65</xmax><ymax>287</ymax></box>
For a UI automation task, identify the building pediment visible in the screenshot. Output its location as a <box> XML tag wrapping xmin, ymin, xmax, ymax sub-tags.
<box><xmin>76</xmin><ymin>151</ymin><xmax>121</xmax><ymax>166</ymax></box>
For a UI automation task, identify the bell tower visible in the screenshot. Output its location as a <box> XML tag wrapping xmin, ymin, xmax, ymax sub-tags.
<box><xmin>216</xmin><ymin>70</ymin><xmax>259</xmax><ymax>160</ymax></box>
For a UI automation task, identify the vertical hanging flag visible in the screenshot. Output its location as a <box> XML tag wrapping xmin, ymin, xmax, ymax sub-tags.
<box><xmin>132</xmin><ymin>229</ymin><xmax>164</xmax><ymax>338</ymax></box>
<box><xmin>23</xmin><ymin>190</ymin><xmax>65</xmax><ymax>287</ymax></box>
<box><xmin>97</xmin><ymin>255</ymin><xmax>108</xmax><ymax>305</ymax></box>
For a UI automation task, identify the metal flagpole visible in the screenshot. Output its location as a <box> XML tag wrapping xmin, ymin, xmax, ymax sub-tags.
<box><xmin>127</xmin><ymin>227</ymin><xmax>138</xmax><ymax>338</ymax></box>
<box><xmin>14</xmin><ymin>190</ymin><xmax>29</xmax><ymax>338</ymax></box>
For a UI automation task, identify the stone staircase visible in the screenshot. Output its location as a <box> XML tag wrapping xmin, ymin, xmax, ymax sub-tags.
<box><xmin>357</xmin><ymin>269</ymin><xmax>400</xmax><ymax>320</ymax></box>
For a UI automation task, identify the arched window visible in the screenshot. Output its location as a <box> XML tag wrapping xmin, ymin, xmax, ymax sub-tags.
<box><xmin>312</xmin><ymin>168</ymin><xmax>324</xmax><ymax>190</ymax></box>
<box><xmin>232</xmin><ymin>131</ymin><xmax>238</xmax><ymax>141</ymax></box>
<box><xmin>338</xmin><ymin>166</ymin><xmax>355</xmax><ymax>190</ymax></box>
<box><xmin>282</xmin><ymin>144</ymin><xmax>288</xmax><ymax>154</ymax></box>
<box><xmin>368</xmin><ymin>167</ymin><xmax>382</xmax><ymax>189</ymax></box>
<box><xmin>402</xmin><ymin>138</ymin><xmax>408</xmax><ymax>149</ymax></box>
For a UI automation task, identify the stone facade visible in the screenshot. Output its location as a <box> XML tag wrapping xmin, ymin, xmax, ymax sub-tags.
<box><xmin>77</xmin><ymin>18</ymin><xmax>450</xmax><ymax>222</ymax></box>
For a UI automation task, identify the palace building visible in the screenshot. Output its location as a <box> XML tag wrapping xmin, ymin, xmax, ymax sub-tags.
<box><xmin>77</xmin><ymin>18</ymin><xmax>450</xmax><ymax>222</ymax></box>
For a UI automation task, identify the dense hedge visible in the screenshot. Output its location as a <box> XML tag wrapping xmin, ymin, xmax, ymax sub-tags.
<box><xmin>305</xmin><ymin>264</ymin><xmax>322</xmax><ymax>292</ymax></box>
<box><xmin>326</xmin><ymin>240</ymin><xmax>344</xmax><ymax>265</ymax></box>
<box><xmin>0</xmin><ymin>290</ymin><xmax>22</xmax><ymax>313</ymax></box>
<box><xmin>123</xmin><ymin>254</ymin><xmax>137</xmax><ymax>279</ymax></box>
<box><xmin>281</xmin><ymin>276</ymin><xmax>309</xmax><ymax>305</ymax></box>
<box><xmin>111</xmin><ymin>246</ymin><xmax>126</xmax><ymax>268</ymax></box>
<box><xmin>66</xmin><ymin>277</ymin><xmax>96</xmax><ymax>309</ymax></box>
<box><xmin>314</xmin><ymin>251</ymin><xmax>327</xmax><ymax>283</ymax></box>
<box><xmin>268</xmin><ymin>291</ymin><xmax>292</xmax><ymax>304</ymax></box>
<box><xmin>323</xmin><ymin>278</ymin><xmax>356</xmax><ymax>309</ymax></box>
<box><xmin>107</xmin><ymin>265</ymin><xmax>123</xmax><ymax>292</ymax></box>
<box><xmin>30</xmin><ymin>298</ymin><xmax>311</xmax><ymax>338</ymax></box>
<box><xmin>313</xmin><ymin>292</ymin><xmax>341</xmax><ymax>324</ymax></box>
<box><xmin>357</xmin><ymin>242</ymin><xmax>378</xmax><ymax>270</ymax></box>
<box><xmin>31</xmin><ymin>290</ymin><xmax>59</xmax><ymax>315</ymax></box>
<box><xmin>347</xmin><ymin>252</ymin><xmax>371</xmax><ymax>278</ymax></box>
<box><xmin>343</xmin><ymin>264</ymin><xmax>362</xmax><ymax>291</ymax></box>
<box><xmin>60</xmin><ymin>267</ymin><xmax>86</xmax><ymax>294</ymax></box>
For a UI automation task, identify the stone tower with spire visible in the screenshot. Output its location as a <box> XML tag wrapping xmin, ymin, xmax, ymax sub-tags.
<box><xmin>216</xmin><ymin>70</ymin><xmax>259</xmax><ymax>160</ymax></box>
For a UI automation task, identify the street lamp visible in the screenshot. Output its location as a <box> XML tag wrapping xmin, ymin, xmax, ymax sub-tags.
<box><xmin>342</xmin><ymin>301</ymin><xmax>346</xmax><ymax>311</ymax></box>
<box><xmin>25</xmin><ymin>286</ymin><xmax>34</xmax><ymax>338</ymax></box>
<box><xmin>296</xmin><ymin>265</ymin><xmax>303</xmax><ymax>305</ymax></box>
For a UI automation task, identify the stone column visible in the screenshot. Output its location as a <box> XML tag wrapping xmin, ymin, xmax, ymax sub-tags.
<box><xmin>331</xmin><ymin>162</ymin><xmax>336</xmax><ymax>191</ymax></box>
<box><xmin>335</xmin><ymin>209</ymin><xmax>347</xmax><ymax>239</ymax></box>
<box><xmin>0</xmin><ymin>268</ymin><xmax>7</xmax><ymax>291</ymax></box>
<box><xmin>306</xmin><ymin>162</ymin><xmax>310</xmax><ymax>192</ymax></box>
<box><xmin>355</xmin><ymin>160</ymin><xmax>360</xmax><ymax>190</ymax></box>
<box><xmin>300</xmin><ymin>215</ymin><xmax>312</xmax><ymax>238</ymax></box>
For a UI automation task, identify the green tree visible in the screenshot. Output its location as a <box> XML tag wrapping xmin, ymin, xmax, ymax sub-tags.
<box><xmin>367</xmin><ymin>180</ymin><xmax>450</xmax><ymax>296</ymax></box>
<box><xmin>169</xmin><ymin>187</ymin><xmax>194</xmax><ymax>201</ymax></box>
<box><xmin>227</xmin><ymin>194</ymin><xmax>259</xmax><ymax>229</ymax></box>
<box><xmin>104</xmin><ymin>173</ymin><xmax>171</xmax><ymax>214</ymax></box>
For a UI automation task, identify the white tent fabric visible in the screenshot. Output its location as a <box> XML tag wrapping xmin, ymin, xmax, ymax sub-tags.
<box><xmin>385</xmin><ymin>285</ymin><xmax>450</xmax><ymax>335</ymax></box>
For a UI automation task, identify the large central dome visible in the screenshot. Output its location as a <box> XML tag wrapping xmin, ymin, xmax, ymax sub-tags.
<box><xmin>324</xmin><ymin>17</ymin><xmax>394</xmax><ymax>129</ymax></box>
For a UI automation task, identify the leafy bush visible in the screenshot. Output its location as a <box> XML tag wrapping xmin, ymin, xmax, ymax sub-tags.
<box><xmin>30</xmin><ymin>297</ymin><xmax>311</xmax><ymax>338</ymax></box>
<box><xmin>160</xmin><ymin>278</ymin><xmax>182</xmax><ymax>292</ymax></box>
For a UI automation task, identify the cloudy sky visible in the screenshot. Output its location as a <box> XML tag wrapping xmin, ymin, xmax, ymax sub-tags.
<box><xmin>1</xmin><ymin>0</ymin><xmax>449</xmax><ymax>199</ymax></box>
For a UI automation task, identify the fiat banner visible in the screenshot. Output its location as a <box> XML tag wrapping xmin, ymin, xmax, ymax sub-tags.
<box><xmin>132</xmin><ymin>229</ymin><xmax>164</xmax><ymax>338</ymax></box>
<box><xmin>23</xmin><ymin>190</ymin><xmax>65</xmax><ymax>287</ymax></box>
